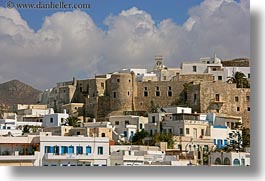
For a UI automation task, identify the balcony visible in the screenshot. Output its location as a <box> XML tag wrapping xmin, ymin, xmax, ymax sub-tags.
<box><xmin>0</xmin><ymin>151</ymin><xmax>39</xmax><ymax>161</ymax></box>
<box><xmin>44</xmin><ymin>153</ymin><xmax>107</xmax><ymax>160</ymax></box>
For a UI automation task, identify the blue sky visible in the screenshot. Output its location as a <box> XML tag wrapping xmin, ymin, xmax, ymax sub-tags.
<box><xmin>0</xmin><ymin>0</ymin><xmax>204</xmax><ymax>31</ymax></box>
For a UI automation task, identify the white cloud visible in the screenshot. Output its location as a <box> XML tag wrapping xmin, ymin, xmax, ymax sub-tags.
<box><xmin>0</xmin><ymin>0</ymin><xmax>250</xmax><ymax>90</ymax></box>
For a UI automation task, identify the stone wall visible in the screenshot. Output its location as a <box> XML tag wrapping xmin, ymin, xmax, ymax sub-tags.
<box><xmin>134</xmin><ymin>81</ymin><xmax>186</xmax><ymax>111</ymax></box>
<box><xmin>187</xmin><ymin>81</ymin><xmax>250</xmax><ymax>128</ymax></box>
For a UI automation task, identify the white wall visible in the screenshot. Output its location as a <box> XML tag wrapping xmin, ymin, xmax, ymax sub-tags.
<box><xmin>43</xmin><ymin>113</ymin><xmax>69</xmax><ymax>127</ymax></box>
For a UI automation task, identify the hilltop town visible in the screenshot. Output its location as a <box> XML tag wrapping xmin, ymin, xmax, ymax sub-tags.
<box><xmin>0</xmin><ymin>54</ymin><xmax>250</xmax><ymax>166</ymax></box>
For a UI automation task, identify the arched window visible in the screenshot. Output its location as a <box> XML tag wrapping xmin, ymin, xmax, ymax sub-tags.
<box><xmin>233</xmin><ymin>158</ymin><xmax>240</xmax><ymax>166</ymax></box>
<box><xmin>224</xmin><ymin>157</ymin><xmax>231</xmax><ymax>165</ymax></box>
<box><xmin>215</xmin><ymin>158</ymin><xmax>222</xmax><ymax>165</ymax></box>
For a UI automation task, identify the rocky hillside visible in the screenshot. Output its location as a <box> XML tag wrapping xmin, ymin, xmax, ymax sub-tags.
<box><xmin>0</xmin><ymin>80</ymin><xmax>41</xmax><ymax>106</ymax></box>
<box><xmin>222</xmin><ymin>58</ymin><xmax>250</xmax><ymax>67</ymax></box>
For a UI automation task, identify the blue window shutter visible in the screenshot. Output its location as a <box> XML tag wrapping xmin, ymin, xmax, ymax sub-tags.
<box><xmin>86</xmin><ymin>146</ymin><xmax>91</xmax><ymax>155</ymax></box>
<box><xmin>217</xmin><ymin>139</ymin><xmax>222</xmax><ymax>149</ymax></box>
<box><xmin>69</xmin><ymin>146</ymin><xmax>74</xmax><ymax>154</ymax></box>
<box><xmin>224</xmin><ymin>140</ymin><xmax>227</xmax><ymax>145</ymax></box>
<box><xmin>214</xmin><ymin>139</ymin><xmax>216</xmax><ymax>145</ymax></box>
<box><xmin>61</xmin><ymin>146</ymin><xmax>65</xmax><ymax>154</ymax></box>
<box><xmin>50</xmin><ymin>146</ymin><xmax>54</xmax><ymax>153</ymax></box>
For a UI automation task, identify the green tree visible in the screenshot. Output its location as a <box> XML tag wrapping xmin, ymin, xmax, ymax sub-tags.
<box><xmin>65</xmin><ymin>116</ymin><xmax>79</xmax><ymax>127</ymax></box>
<box><xmin>242</xmin><ymin>128</ymin><xmax>250</xmax><ymax>148</ymax></box>
<box><xmin>152</xmin><ymin>132</ymin><xmax>174</xmax><ymax>149</ymax></box>
<box><xmin>132</xmin><ymin>129</ymin><xmax>149</xmax><ymax>145</ymax></box>
<box><xmin>22</xmin><ymin>125</ymin><xmax>30</xmax><ymax>135</ymax></box>
<box><xmin>149</xmin><ymin>100</ymin><xmax>160</xmax><ymax>113</ymax></box>
<box><xmin>227</xmin><ymin>71</ymin><xmax>250</xmax><ymax>88</ymax></box>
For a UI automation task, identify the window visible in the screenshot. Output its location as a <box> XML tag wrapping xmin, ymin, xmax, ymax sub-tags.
<box><xmin>201</xmin><ymin>129</ymin><xmax>204</xmax><ymax>136</ymax></box>
<box><xmin>248</xmin><ymin>73</ymin><xmax>250</xmax><ymax>78</ymax></box>
<box><xmin>247</xmin><ymin>107</ymin><xmax>250</xmax><ymax>111</ymax></box>
<box><xmin>163</xmin><ymin>76</ymin><xmax>167</xmax><ymax>80</ymax></box>
<box><xmin>180</xmin><ymin>128</ymin><xmax>183</xmax><ymax>135</ymax></box>
<box><xmin>115</xmin><ymin>121</ymin><xmax>119</xmax><ymax>125</ymax></box>
<box><xmin>152</xmin><ymin>116</ymin><xmax>156</xmax><ymax>123</ymax></box>
<box><xmin>178</xmin><ymin>144</ymin><xmax>182</xmax><ymax>150</ymax></box>
<box><xmin>193</xmin><ymin>66</ymin><xmax>197</xmax><ymax>72</ymax></box>
<box><xmin>168</xmin><ymin>91</ymin><xmax>172</xmax><ymax>97</ymax></box>
<box><xmin>128</xmin><ymin>91</ymin><xmax>130</xmax><ymax>96</ymax></box>
<box><xmin>50</xmin><ymin>118</ymin><xmax>53</xmax><ymax>123</ymax></box>
<box><xmin>218</xmin><ymin>76</ymin><xmax>222</xmax><ymax>80</ymax></box>
<box><xmin>168</xmin><ymin>86</ymin><xmax>172</xmax><ymax>90</ymax></box>
<box><xmin>69</xmin><ymin>146</ymin><xmax>74</xmax><ymax>154</ymax></box>
<box><xmin>125</xmin><ymin>120</ymin><xmax>129</xmax><ymax>125</ymax></box>
<box><xmin>168</xmin><ymin>129</ymin><xmax>172</xmax><ymax>134</ymax></box>
<box><xmin>186</xmin><ymin>128</ymin><xmax>190</xmax><ymax>135</ymax></box>
<box><xmin>194</xmin><ymin>94</ymin><xmax>197</xmax><ymax>103</ymax></box>
<box><xmin>86</xmin><ymin>146</ymin><xmax>91</xmax><ymax>155</ymax></box>
<box><xmin>77</xmin><ymin>131</ymin><xmax>80</xmax><ymax>135</ymax></box>
<box><xmin>144</xmin><ymin>91</ymin><xmax>148</xmax><ymax>97</ymax></box>
<box><xmin>156</xmin><ymin>86</ymin><xmax>159</xmax><ymax>91</ymax></box>
<box><xmin>123</xmin><ymin>131</ymin><xmax>127</xmax><ymax>137</ymax></box>
<box><xmin>213</xmin><ymin>68</ymin><xmax>217</xmax><ymax>71</ymax></box>
<box><xmin>246</xmin><ymin>96</ymin><xmax>250</xmax><ymax>101</ymax></box>
<box><xmin>128</xmin><ymin>79</ymin><xmax>131</xmax><ymax>83</ymax></box>
<box><xmin>101</xmin><ymin>82</ymin><xmax>104</xmax><ymax>88</ymax></box>
<box><xmin>44</xmin><ymin>146</ymin><xmax>51</xmax><ymax>153</ymax></box>
<box><xmin>130</xmin><ymin>131</ymin><xmax>134</xmax><ymax>137</ymax></box>
<box><xmin>54</xmin><ymin>146</ymin><xmax>59</xmax><ymax>155</ymax></box>
<box><xmin>156</xmin><ymin>91</ymin><xmax>160</xmax><ymax>97</ymax></box>
<box><xmin>235</xmin><ymin>96</ymin><xmax>239</xmax><ymax>102</ymax></box>
<box><xmin>117</xmin><ymin>78</ymin><xmax>120</xmax><ymax>83</ymax></box>
<box><xmin>215</xmin><ymin>94</ymin><xmax>220</xmax><ymax>101</ymax></box>
<box><xmin>139</xmin><ymin>123</ymin><xmax>143</xmax><ymax>129</ymax></box>
<box><xmin>76</xmin><ymin>146</ymin><xmax>83</xmax><ymax>155</ymax></box>
<box><xmin>144</xmin><ymin>87</ymin><xmax>148</xmax><ymax>91</ymax></box>
<box><xmin>61</xmin><ymin>146</ymin><xmax>68</xmax><ymax>154</ymax></box>
<box><xmin>61</xmin><ymin>118</ymin><xmax>64</xmax><ymax>123</ymax></box>
<box><xmin>113</xmin><ymin>92</ymin><xmax>117</xmax><ymax>98</ymax></box>
<box><xmin>101</xmin><ymin>133</ymin><xmax>105</xmax><ymax>137</ymax></box>
<box><xmin>80</xmin><ymin>87</ymin><xmax>82</xmax><ymax>92</ymax></box>
<box><xmin>237</xmin><ymin>107</ymin><xmax>240</xmax><ymax>111</ymax></box>
<box><xmin>98</xmin><ymin>147</ymin><xmax>104</xmax><ymax>155</ymax></box>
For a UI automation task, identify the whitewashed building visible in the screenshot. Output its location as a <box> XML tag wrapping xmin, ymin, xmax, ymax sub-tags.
<box><xmin>42</xmin><ymin>110</ymin><xmax>69</xmax><ymax>127</ymax></box>
<box><xmin>39</xmin><ymin>134</ymin><xmax>110</xmax><ymax>166</ymax></box>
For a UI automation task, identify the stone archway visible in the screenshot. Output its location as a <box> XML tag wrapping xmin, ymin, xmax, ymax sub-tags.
<box><xmin>224</xmin><ymin>157</ymin><xmax>231</xmax><ymax>165</ymax></box>
<box><xmin>215</xmin><ymin>158</ymin><xmax>222</xmax><ymax>165</ymax></box>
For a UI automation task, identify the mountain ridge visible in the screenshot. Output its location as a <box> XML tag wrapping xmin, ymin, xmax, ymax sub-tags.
<box><xmin>0</xmin><ymin>79</ymin><xmax>42</xmax><ymax>106</ymax></box>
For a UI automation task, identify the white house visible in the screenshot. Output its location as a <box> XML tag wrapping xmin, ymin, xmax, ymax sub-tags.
<box><xmin>42</xmin><ymin>110</ymin><xmax>69</xmax><ymax>127</ymax></box>
<box><xmin>39</xmin><ymin>134</ymin><xmax>110</xmax><ymax>166</ymax></box>
<box><xmin>209</xmin><ymin>151</ymin><xmax>250</xmax><ymax>166</ymax></box>
<box><xmin>109</xmin><ymin>115</ymin><xmax>148</xmax><ymax>143</ymax></box>
<box><xmin>0</xmin><ymin>115</ymin><xmax>22</xmax><ymax>136</ymax></box>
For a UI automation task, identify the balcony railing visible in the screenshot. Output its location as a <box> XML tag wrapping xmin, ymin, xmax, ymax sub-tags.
<box><xmin>44</xmin><ymin>153</ymin><xmax>107</xmax><ymax>160</ymax></box>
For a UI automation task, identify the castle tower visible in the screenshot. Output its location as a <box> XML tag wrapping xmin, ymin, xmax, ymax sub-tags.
<box><xmin>107</xmin><ymin>73</ymin><xmax>135</xmax><ymax>112</ymax></box>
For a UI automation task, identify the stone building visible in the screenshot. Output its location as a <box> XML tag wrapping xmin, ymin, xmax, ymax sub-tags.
<box><xmin>187</xmin><ymin>81</ymin><xmax>250</xmax><ymax>128</ymax></box>
<box><xmin>39</xmin><ymin>56</ymin><xmax>250</xmax><ymax>129</ymax></box>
